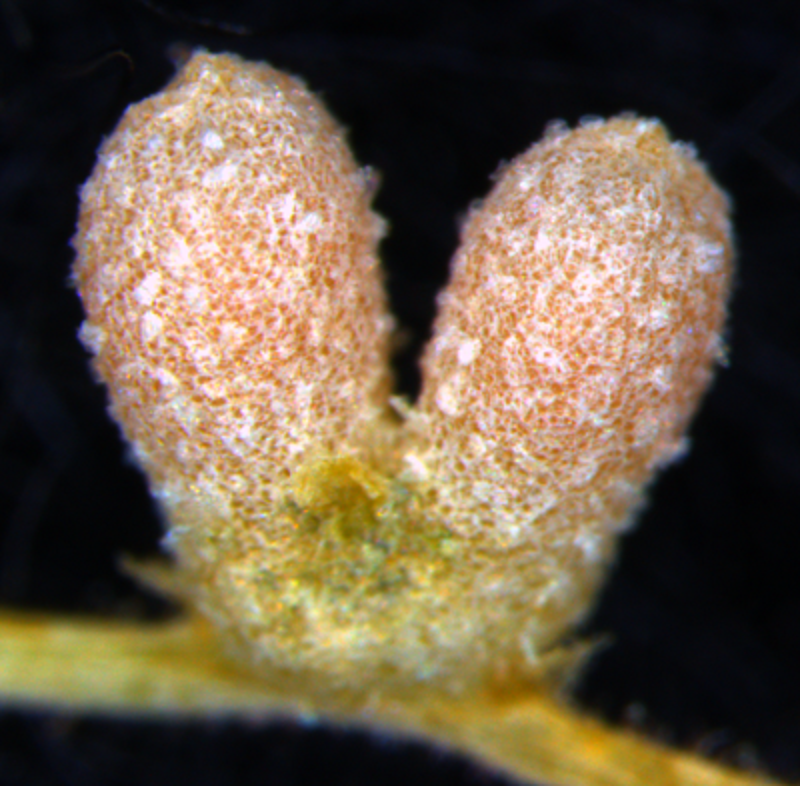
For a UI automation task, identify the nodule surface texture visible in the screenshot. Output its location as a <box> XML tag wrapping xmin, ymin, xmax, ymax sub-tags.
<box><xmin>74</xmin><ymin>53</ymin><xmax>733</xmax><ymax>696</ymax></box>
<box><xmin>412</xmin><ymin>117</ymin><xmax>732</xmax><ymax>549</ymax></box>
<box><xmin>73</xmin><ymin>52</ymin><xmax>394</xmax><ymax>520</ymax></box>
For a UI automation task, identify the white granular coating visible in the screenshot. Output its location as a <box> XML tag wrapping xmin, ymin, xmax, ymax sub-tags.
<box><xmin>73</xmin><ymin>51</ymin><xmax>393</xmax><ymax>526</ymax></box>
<box><xmin>72</xmin><ymin>55</ymin><xmax>734</xmax><ymax>692</ymax></box>
<box><xmin>409</xmin><ymin>116</ymin><xmax>733</xmax><ymax>550</ymax></box>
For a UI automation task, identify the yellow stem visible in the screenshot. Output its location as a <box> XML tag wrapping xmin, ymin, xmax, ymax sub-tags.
<box><xmin>0</xmin><ymin>608</ymin><xmax>782</xmax><ymax>786</ymax></box>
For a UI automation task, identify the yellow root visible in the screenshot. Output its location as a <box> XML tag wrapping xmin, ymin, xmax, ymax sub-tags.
<box><xmin>0</xmin><ymin>608</ymin><xmax>781</xmax><ymax>786</ymax></box>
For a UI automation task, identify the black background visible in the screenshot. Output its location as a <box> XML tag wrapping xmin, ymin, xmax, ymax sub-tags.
<box><xmin>2</xmin><ymin>1</ymin><xmax>800</xmax><ymax>784</ymax></box>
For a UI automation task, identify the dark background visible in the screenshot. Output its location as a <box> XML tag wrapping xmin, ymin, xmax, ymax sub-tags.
<box><xmin>2</xmin><ymin>1</ymin><xmax>800</xmax><ymax>784</ymax></box>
